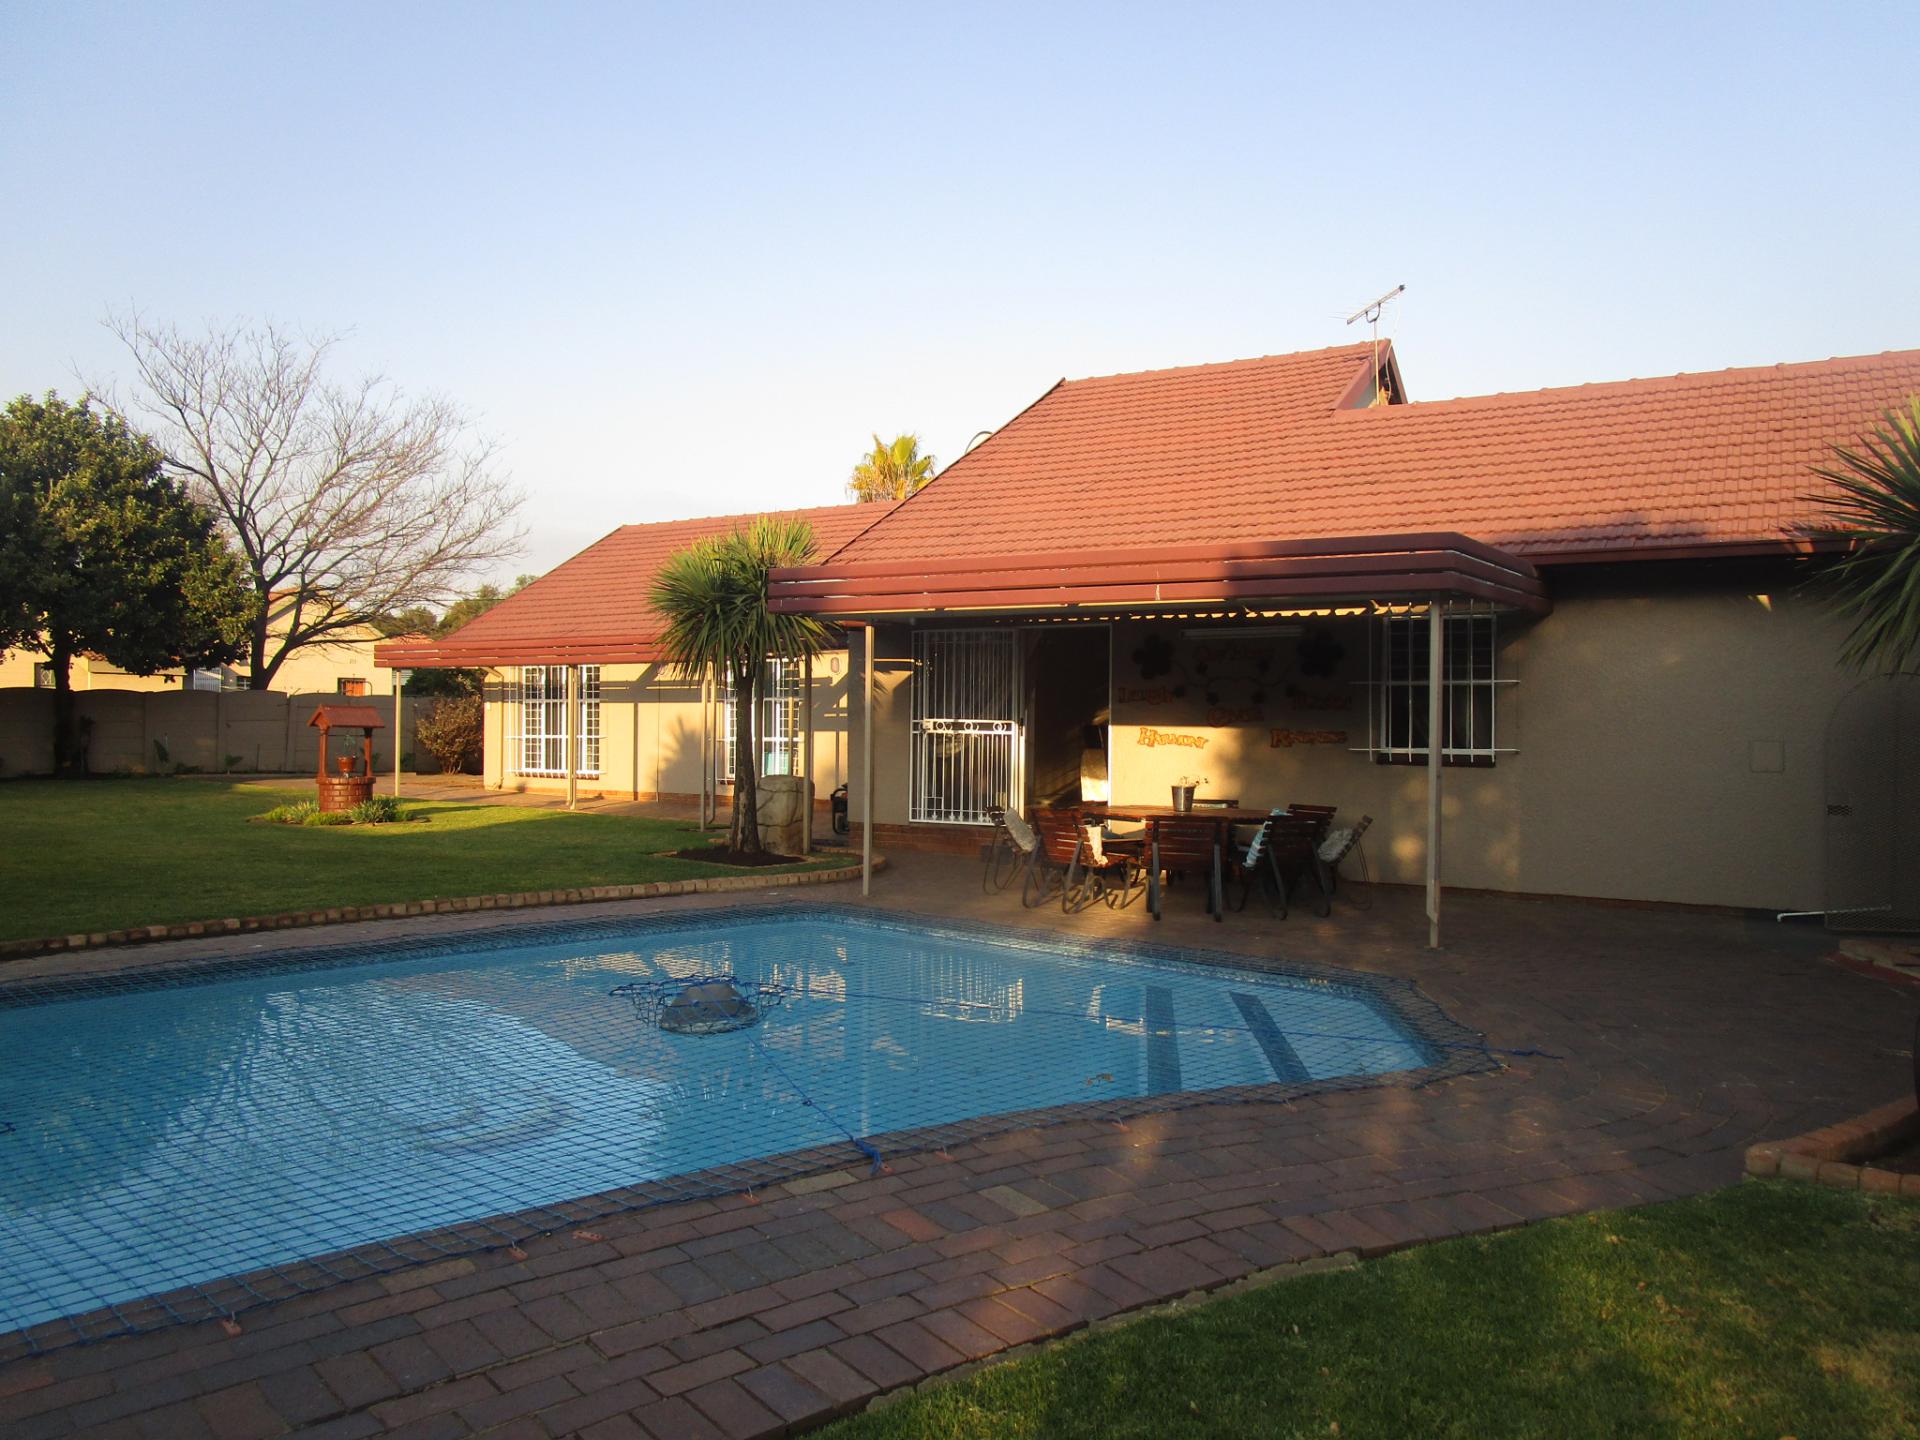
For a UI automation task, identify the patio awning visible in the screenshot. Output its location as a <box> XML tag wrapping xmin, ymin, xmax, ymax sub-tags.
<box><xmin>768</xmin><ymin>531</ymin><xmax>1550</xmax><ymax>619</ymax></box>
<box><xmin>375</xmin><ymin>637</ymin><xmax>667</xmax><ymax>668</ymax></box>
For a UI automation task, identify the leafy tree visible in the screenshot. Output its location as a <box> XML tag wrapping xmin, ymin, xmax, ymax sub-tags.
<box><xmin>107</xmin><ymin>312</ymin><xmax>526</xmax><ymax>689</ymax></box>
<box><xmin>651</xmin><ymin>518</ymin><xmax>832</xmax><ymax>854</ymax></box>
<box><xmin>0</xmin><ymin>393</ymin><xmax>251</xmax><ymax>772</ymax></box>
<box><xmin>847</xmin><ymin>432</ymin><xmax>936</xmax><ymax>502</ymax></box>
<box><xmin>414</xmin><ymin>695</ymin><xmax>484</xmax><ymax>774</ymax></box>
<box><xmin>373</xmin><ymin>605</ymin><xmax>440</xmax><ymax>640</ymax></box>
<box><xmin>1805</xmin><ymin>397</ymin><xmax>1920</xmax><ymax>675</ymax></box>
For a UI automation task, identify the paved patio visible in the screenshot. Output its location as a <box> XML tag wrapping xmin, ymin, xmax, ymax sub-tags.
<box><xmin>2</xmin><ymin>854</ymin><xmax>1912</xmax><ymax>1440</ymax></box>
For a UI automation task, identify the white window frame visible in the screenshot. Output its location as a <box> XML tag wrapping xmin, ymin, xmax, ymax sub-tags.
<box><xmin>1358</xmin><ymin>608</ymin><xmax>1514</xmax><ymax>765</ymax></box>
<box><xmin>721</xmin><ymin>657</ymin><xmax>802</xmax><ymax>783</ymax></box>
<box><xmin>509</xmin><ymin>664</ymin><xmax>600</xmax><ymax>778</ymax></box>
<box><xmin>911</xmin><ymin>627</ymin><xmax>1024</xmax><ymax>825</ymax></box>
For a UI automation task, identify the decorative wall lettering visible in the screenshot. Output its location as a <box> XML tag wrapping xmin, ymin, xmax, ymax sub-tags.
<box><xmin>1205</xmin><ymin>705</ymin><xmax>1261</xmax><ymax>726</ymax></box>
<box><xmin>1136</xmin><ymin>727</ymin><xmax>1210</xmax><ymax>750</ymax></box>
<box><xmin>1292</xmin><ymin>689</ymin><xmax>1353</xmax><ymax>712</ymax></box>
<box><xmin>1270</xmin><ymin>728</ymin><xmax>1349</xmax><ymax>748</ymax></box>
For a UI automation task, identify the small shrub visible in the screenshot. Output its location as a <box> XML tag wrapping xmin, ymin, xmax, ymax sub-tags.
<box><xmin>415</xmin><ymin>695</ymin><xmax>483</xmax><ymax>775</ymax></box>
<box><xmin>259</xmin><ymin>796</ymin><xmax>408</xmax><ymax>825</ymax></box>
<box><xmin>223</xmin><ymin>754</ymin><xmax>243</xmax><ymax>771</ymax></box>
<box><xmin>348</xmin><ymin>795</ymin><xmax>406</xmax><ymax>825</ymax></box>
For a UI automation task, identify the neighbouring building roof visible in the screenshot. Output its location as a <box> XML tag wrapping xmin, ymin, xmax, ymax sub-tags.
<box><xmin>377</xmin><ymin>502</ymin><xmax>896</xmax><ymax>668</ymax></box>
<box><xmin>820</xmin><ymin>342</ymin><xmax>1920</xmax><ymax>567</ymax></box>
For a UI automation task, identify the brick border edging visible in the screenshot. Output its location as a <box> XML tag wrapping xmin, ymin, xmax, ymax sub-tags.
<box><xmin>0</xmin><ymin>856</ymin><xmax>885</xmax><ymax>963</ymax></box>
<box><xmin>1745</xmin><ymin>1093</ymin><xmax>1920</xmax><ymax>1196</ymax></box>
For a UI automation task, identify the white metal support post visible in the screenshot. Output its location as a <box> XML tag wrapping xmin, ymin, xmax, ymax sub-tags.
<box><xmin>564</xmin><ymin>663</ymin><xmax>579</xmax><ymax>811</ymax></box>
<box><xmin>861</xmin><ymin>625</ymin><xmax>874</xmax><ymax>896</ymax></box>
<box><xmin>801</xmin><ymin>660</ymin><xmax>814</xmax><ymax>856</ymax></box>
<box><xmin>699</xmin><ymin>666</ymin><xmax>712</xmax><ymax>827</ymax></box>
<box><xmin>1426</xmin><ymin>599</ymin><xmax>1444</xmax><ymax>948</ymax></box>
<box><xmin>392</xmin><ymin>668</ymin><xmax>410</xmax><ymax>798</ymax></box>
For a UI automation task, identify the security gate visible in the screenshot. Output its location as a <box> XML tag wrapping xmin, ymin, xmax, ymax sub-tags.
<box><xmin>911</xmin><ymin>628</ymin><xmax>1023</xmax><ymax>824</ymax></box>
<box><xmin>1824</xmin><ymin>674</ymin><xmax>1920</xmax><ymax>932</ymax></box>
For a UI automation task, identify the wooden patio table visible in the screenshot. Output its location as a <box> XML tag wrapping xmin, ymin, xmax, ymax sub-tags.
<box><xmin>1081</xmin><ymin>803</ymin><xmax>1275</xmax><ymax>826</ymax></box>
<box><xmin>1079</xmin><ymin>803</ymin><xmax>1277</xmax><ymax>920</ymax></box>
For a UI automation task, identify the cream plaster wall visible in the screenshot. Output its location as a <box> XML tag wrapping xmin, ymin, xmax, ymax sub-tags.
<box><xmin>850</xmin><ymin>568</ymin><xmax>1871</xmax><ymax>912</ymax></box>
<box><xmin>480</xmin><ymin>650</ymin><xmax>858</xmax><ymax>802</ymax></box>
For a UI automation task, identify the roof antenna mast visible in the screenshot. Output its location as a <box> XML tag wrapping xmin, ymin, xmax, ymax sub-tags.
<box><xmin>1345</xmin><ymin>283</ymin><xmax>1405</xmax><ymax>405</ymax></box>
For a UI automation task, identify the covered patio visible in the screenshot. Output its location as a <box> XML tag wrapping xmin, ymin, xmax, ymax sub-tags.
<box><xmin>770</xmin><ymin>532</ymin><xmax>1551</xmax><ymax>946</ymax></box>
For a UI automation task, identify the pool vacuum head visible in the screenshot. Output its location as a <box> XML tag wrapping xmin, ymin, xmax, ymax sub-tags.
<box><xmin>662</xmin><ymin>979</ymin><xmax>758</xmax><ymax>1034</ymax></box>
<box><xmin>610</xmin><ymin>974</ymin><xmax>785</xmax><ymax>1036</ymax></box>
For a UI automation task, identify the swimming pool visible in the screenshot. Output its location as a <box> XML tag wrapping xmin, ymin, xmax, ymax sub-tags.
<box><xmin>0</xmin><ymin>906</ymin><xmax>1486</xmax><ymax>1348</ymax></box>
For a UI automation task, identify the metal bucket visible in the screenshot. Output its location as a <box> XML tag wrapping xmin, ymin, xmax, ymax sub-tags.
<box><xmin>1171</xmin><ymin>784</ymin><xmax>1196</xmax><ymax>813</ymax></box>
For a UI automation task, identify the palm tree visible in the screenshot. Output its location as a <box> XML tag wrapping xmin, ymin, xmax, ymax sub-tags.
<box><xmin>1805</xmin><ymin>397</ymin><xmax>1920</xmax><ymax>676</ymax></box>
<box><xmin>651</xmin><ymin>516</ymin><xmax>834</xmax><ymax>854</ymax></box>
<box><xmin>847</xmin><ymin>432</ymin><xmax>936</xmax><ymax>502</ymax></box>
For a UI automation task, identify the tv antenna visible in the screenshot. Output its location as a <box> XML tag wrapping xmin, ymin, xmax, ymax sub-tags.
<box><xmin>1344</xmin><ymin>283</ymin><xmax>1405</xmax><ymax>405</ymax></box>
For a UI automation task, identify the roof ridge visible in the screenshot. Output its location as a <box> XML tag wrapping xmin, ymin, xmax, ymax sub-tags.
<box><xmin>611</xmin><ymin>498</ymin><xmax>892</xmax><ymax>536</ymax></box>
<box><xmin>1060</xmin><ymin>341</ymin><xmax>1377</xmax><ymax>387</ymax></box>
<box><xmin>1380</xmin><ymin>347</ymin><xmax>1920</xmax><ymax>415</ymax></box>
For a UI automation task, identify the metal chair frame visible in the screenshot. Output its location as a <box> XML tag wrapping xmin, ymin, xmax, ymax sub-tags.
<box><xmin>1146</xmin><ymin>817</ymin><xmax>1224</xmax><ymax>922</ymax></box>
<box><xmin>1233</xmin><ymin>813</ymin><xmax>1331</xmax><ymax>918</ymax></box>
<box><xmin>982</xmin><ymin>805</ymin><xmax>1037</xmax><ymax>895</ymax></box>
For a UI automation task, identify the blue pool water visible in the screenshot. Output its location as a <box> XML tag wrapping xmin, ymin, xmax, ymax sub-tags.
<box><xmin>0</xmin><ymin>911</ymin><xmax>1439</xmax><ymax>1338</ymax></box>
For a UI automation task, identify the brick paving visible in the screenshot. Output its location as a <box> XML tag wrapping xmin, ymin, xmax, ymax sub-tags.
<box><xmin>2</xmin><ymin>854</ymin><xmax>1913</xmax><ymax>1438</ymax></box>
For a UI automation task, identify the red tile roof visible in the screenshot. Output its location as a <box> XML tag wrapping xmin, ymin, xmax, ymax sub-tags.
<box><xmin>826</xmin><ymin>342</ymin><xmax>1920</xmax><ymax>566</ymax></box>
<box><xmin>378</xmin><ymin>502</ymin><xmax>894</xmax><ymax>667</ymax></box>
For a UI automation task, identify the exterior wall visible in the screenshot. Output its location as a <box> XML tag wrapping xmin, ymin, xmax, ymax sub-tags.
<box><xmin>0</xmin><ymin>688</ymin><xmax>428</xmax><ymax>776</ymax></box>
<box><xmin>479</xmin><ymin>650</ymin><xmax>857</xmax><ymax>804</ymax></box>
<box><xmin>850</xmin><ymin>566</ymin><xmax>1871</xmax><ymax>913</ymax></box>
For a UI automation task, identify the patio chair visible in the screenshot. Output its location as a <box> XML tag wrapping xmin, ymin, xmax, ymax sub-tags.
<box><xmin>1317</xmin><ymin>814</ymin><xmax>1374</xmax><ymax>901</ymax></box>
<box><xmin>1074</xmin><ymin>817</ymin><xmax>1145</xmax><ymax>911</ymax></box>
<box><xmin>1022</xmin><ymin>810</ymin><xmax>1074</xmax><ymax>908</ymax></box>
<box><xmin>1286</xmin><ymin>804</ymin><xmax>1338</xmax><ymax>837</ymax></box>
<box><xmin>982</xmin><ymin>805</ymin><xmax>1038</xmax><ymax>895</ymax></box>
<box><xmin>1026</xmin><ymin>810</ymin><xmax>1141</xmax><ymax>912</ymax></box>
<box><xmin>1233</xmin><ymin>813</ymin><xmax>1332</xmax><ymax>918</ymax></box>
<box><xmin>1146</xmin><ymin>817</ymin><xmax>1223</xmax><ymax>922</ymax></box>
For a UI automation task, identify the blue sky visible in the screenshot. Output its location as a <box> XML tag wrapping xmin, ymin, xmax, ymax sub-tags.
<box><xmin>5</xmin><ymin>2</ymin><xmax>1917</xmax><ymax>581</ymax></box>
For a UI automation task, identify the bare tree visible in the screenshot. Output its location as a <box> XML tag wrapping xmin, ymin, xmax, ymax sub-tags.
<box><xmin>105</xmin><ymin>312</ymin><xmax>527</xmax><ymax>689</ymax></box>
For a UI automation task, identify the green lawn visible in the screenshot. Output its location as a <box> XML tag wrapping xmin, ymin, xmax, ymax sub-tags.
<box><xmin>0</xmin><ymin>777</ymin><xmax>853</xmax><ymax>942</ymax></box>
<box><xmin>825</xmin><ymin>1182</ymin><xmax>1920</xmax><ymax>1440</ymax></box>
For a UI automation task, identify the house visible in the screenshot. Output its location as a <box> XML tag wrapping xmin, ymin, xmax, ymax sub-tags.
<box><xmin>0</xmin><ymin>600</ymin><xmax>390</xmax><ymax>696</ymax></box>
<box><xmin>374</xmin><ymin>503</ymin><xmax>896</xmax><ymax>806</ymax></box>
<box><xmin>248</xmin><ymin>599</ymin><xmax>394</xmax><ymax>696</ymax></box>
<box><xmin>763</xmin><ymin>341</ymin><xmax>1920</xmax><ymax>926</ymax></box>
<box><xmin>0</xmin><ymin>648</ymin><xmax>204</xmax><ymax>692</ymax></box>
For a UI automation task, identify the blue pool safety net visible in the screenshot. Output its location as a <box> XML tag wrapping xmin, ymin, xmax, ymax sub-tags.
<box><xmin>0</xmin><ymin>905</ymin><xmax>1523</xmax><ymax>1359</ymax></box>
